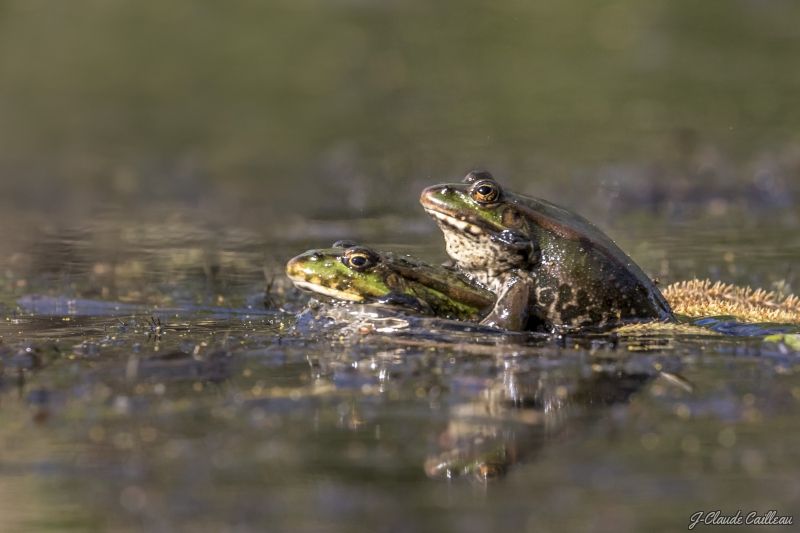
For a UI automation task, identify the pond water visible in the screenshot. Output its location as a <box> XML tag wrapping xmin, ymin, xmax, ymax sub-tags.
<box><xmin>0</xmin><ymin>211</ymin><xmax>798</xmax><ymax>533</ymax></box>
<box><xmin>2</xmin><ymin>0</ymin><xmax>800</xmax><ymax>531</ymax></box>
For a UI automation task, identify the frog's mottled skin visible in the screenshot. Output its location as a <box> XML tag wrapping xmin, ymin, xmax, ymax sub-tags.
<box><xmin>286</xmin><ymin>244</ymin><xmax>495</xmax><ymax>321</ymax></box>
<box><xmin>420</xmin><ymin>170</ymin><xmax>674</xmax><ymax>331</ymax></box>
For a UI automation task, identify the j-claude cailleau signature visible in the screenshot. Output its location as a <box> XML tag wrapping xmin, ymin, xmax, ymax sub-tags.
<box><xmin>689</xmin><ymin>511</ymin><xmax>793</xmax><ymax>529</ymax></box>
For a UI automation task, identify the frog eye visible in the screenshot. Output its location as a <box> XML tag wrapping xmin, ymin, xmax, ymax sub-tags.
<box><xmin>470</xmin><ymin>180</ymin><xmax>501</xmax><ymax>204</ymax></box>
<box><xmin>342</xmin><ymin>248</ymin><xmax>378</xmax><ymax>271</ymax></box>
<box><xmin>332</xmin><ymin>240</ymin><xmax>358</xmax><ymax>249</ymax></box>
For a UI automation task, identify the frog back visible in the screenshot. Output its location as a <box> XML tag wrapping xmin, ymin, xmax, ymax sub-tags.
<box><xmin>382</xmin><ymin>252</ymin><xmax>495</xmax><ymax>318</ymax></box>
<box><xmin>508</xmin><ymin>194</ymin><xmax>673</xmax><ymax>325</ymax></box>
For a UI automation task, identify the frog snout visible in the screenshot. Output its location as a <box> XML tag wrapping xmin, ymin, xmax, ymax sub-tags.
<box><xmin>420</xmin><ymin>185</ymin><xmax>449</xmax><ymax>208</ymax></box>
<box><xmin>285</xmin><ymin>256</ymin><xmax>306</xmax><ymax>281</ymax></box>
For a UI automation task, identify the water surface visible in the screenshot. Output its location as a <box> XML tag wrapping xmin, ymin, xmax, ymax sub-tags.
<box><xmin>0</xmin><ymin>213</ymin><xmax>798</xmax><ymax>533</ymax></box>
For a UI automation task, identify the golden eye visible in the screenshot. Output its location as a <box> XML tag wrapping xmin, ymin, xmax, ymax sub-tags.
<box><xmin>470</xmin><ymin>180</ymin><xmax>501</xmax><ymax>204</ymax></box>
<box><xmin>342</xmin><ymin>248</ymin><xmax>377</xmax><ymax>271</ymax></box>
<box><xmin>349</xmin><ymin>254</ymin><xmax>368</xmax><ymax>267</ymax></box>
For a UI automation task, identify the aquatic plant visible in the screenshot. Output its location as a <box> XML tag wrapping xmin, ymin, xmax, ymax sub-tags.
<box><xmin>663</xmin><ymin>279</ymin><xmax>800</xmax><ymax>324</ymax></box>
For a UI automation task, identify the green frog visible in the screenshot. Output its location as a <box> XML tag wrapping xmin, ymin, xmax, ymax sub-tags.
<box><xmin>285</xmin><ymin>241</ymin><xmax>495</xmax><ymax>321</ymax></box>
<box><xmin>420</xmin><ymin>170</ymin><xmax>674</xmax><ymax>331</ymax></box>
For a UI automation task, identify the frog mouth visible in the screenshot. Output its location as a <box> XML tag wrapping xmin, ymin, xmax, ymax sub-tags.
<box><xmin>424</xmin><ymin>209</ymin><xmax>489</xmax><ymax>237</ymax></box>
<box><xmin>289</xmin><ymin>280</ymin><xmax>364</xmax><ymax>302</ymax></box>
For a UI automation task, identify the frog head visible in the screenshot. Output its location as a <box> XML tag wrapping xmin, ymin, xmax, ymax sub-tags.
<box><xmin>286</xmin><ymin>242</ymin><xmax>405</xmax><ymax>303</ymax></box>
<box><xmin>420</xmin><ymin>170</ymin><xmax>537</xmax><ymax>273</ymax></box>
<box><xmin>286</xmin><ymin>242</ymin><xmax>495</xmax><ymax>319</ymax></box>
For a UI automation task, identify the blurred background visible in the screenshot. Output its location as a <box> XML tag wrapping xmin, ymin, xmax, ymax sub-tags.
<box><xmin>1</xmin><ymin>0</ymin><xmax>799</xmax><ymax>302</ymax></box>
<box><xmin>1</xmin><ymin>0</ymin><xmax>798</xmax><ymax>225</ymax></box>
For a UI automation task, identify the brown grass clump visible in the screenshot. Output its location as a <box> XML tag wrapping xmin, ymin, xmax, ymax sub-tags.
<box><xmin>662</xmin><ymin>279</ymin><xmax>800</xmax><ymax>324</ymax></box>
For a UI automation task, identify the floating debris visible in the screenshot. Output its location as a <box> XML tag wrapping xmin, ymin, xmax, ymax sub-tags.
<box><xmin>663</xmin><ymin>279</ymin><xmax>800</xmax><ymax>323</ymax></box>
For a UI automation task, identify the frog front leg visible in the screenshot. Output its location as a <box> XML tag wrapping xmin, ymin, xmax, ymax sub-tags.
<box><xmin>479</xmin><ymin>271</ymin><xmax>533</xmax><ymax>331</ymax></box>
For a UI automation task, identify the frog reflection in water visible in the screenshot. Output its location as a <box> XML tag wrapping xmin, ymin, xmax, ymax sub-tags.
<box><xmin>424</xmin><ymin>366</ymin><xmax>664</xmax><ymax>481</ymax></box>
<box><xmin>420</xmin><ymin>170</ymin><xmax>674</xmax><ymax>331</ymax></box>
<box><xmin>286</xmin><ymin>241</ymin><xmax>495</xmax><ymax>321</ymax></box>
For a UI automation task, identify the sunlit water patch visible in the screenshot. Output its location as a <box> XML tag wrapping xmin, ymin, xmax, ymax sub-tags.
<box><xmin>0</xmin><ymin>217</ymin><xmax>799</xmax><ymax>532</ymax></box>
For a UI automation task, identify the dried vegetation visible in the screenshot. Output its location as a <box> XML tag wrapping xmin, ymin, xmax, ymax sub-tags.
<box><xmin>662</xmin><ymin>279</ymin><xmax>800</xmax><ymax>324</ymax></box>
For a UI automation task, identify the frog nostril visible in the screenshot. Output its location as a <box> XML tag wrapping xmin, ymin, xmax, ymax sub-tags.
<box><xmin>311</xmin><ymin>252</ymin><xmax>323</xmax><ymax>259</ymax></box>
